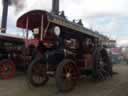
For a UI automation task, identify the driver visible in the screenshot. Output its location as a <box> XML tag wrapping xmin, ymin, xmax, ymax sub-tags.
<box><xmin>33</xmin><ymin>28</ymin><xmax>40</xmax><ymax>38</ymax></box>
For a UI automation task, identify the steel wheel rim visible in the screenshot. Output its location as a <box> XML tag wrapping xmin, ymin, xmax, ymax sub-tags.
<box><xmin>61</xmin><ymin>63</ymin><xmax>77</xmax><ymax>89</ymax></box>
<box><xmin>31</xmin><ymin>63</ymin><xmax>47</xmax><ymax>84</ymax></box>
<box><xmin>0</xmin><ymin>60</ymin><xmax>16</xmax><ymax>80</ymax></box>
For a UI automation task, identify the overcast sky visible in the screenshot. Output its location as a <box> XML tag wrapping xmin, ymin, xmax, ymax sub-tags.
<box><xmin>0</xmin><ymin>0</ymin><xmax>128</xmax><ymax>46</ymax></box>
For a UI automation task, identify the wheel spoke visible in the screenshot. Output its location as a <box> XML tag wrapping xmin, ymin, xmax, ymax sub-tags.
<box><xmin>64</xmin><ymin>63</ymin><xmax>70</xmax><ymax>73</ymax></box>
<box><xmin>0</xmin><ymin>64</ymin><xmax>4</xmax><ymax>72</ymax></box>
<box><xmin>98</xmin><ymin>72</ymin><xmax>104</xmax><ymax>80</ymax></box>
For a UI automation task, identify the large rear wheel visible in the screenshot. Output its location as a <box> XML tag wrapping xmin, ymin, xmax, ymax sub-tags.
<box><xmin>93</xmin><ymin>48</ymin><xmax>112</xmax><ymax>80</ymax></box>
<box><xmin>27</xmin><ymin>58</ymin><xmax>48</xmax><ymax>87</ymax></box>
<box><xmin>55</xmin><ymin>59</ymin><xmax>79</xmax><ymax>92</ymax></box>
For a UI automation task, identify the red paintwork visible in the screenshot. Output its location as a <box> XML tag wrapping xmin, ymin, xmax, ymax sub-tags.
<box><xmin>17</xmin><ymin>10</ymin><xmax>50</xmax><ymax>47</ymax></box>
<box><xmin>17</xmin><ymin>10</ymin><xmax>48</xmax><ymax>30</ymax></box>
<box><xmin>0</xmin><ymin>59</ymin><xmax>16</xmax><ymax>80</ymax></box>
<box><xmin>25</xmin><ymin>39</ymin><xmax>39</xmax><ymax>47</ymax></box>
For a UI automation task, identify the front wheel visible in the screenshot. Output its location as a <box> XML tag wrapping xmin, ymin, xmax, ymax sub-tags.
<box><xmin>27</xmin><ymin>58</ymin><xmax>48</xmax><ymax>87</ymax></box>
<box><xmin>55</xmin><ymin>59</ymin><xmax>79</xmax><ymax>92</ymax></box>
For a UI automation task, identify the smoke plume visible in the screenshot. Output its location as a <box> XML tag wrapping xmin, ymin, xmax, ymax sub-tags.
<box><xmin>2</xmin><ymin>0</ymin><xmax>26</xmax><ymax>12</ymax></box>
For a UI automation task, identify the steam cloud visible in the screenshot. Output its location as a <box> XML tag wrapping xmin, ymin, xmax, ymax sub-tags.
<box><xmin>2</xmin><ymin>0</ymin><xmax>26</xmax><ymax>12</ymax></box>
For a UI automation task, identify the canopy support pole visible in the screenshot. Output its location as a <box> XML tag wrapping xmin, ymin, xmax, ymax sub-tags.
<box><xmin>40</xmin><ymin>15</ymin><xmax>44</xmax><ymax>40</ymax></box>
<box><xmin>26</xmin><ymin>16</ymin><xmax>29</xmax><ymax>39</ymax></box>
<box><xmin>44</xmin><ymin>22</ymin><xmax>50</xmax><ymax>38</ymax></box>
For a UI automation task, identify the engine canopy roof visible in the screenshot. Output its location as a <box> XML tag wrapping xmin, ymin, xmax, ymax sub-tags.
<box><xmin>17</xmin><ymin>10</ymin><xmax>108</xmax><ymax>40</ymax></box>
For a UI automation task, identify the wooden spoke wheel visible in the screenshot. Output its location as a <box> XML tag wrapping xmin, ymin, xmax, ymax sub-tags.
<box><xmin>0</xmin><ymin>59</ymin><xmax>16</xmax><ymax>80</ymax></box>
<box><xmin>27</xmin><ymin>58</ymin><xmax>48</xmax><ymax>87</ymax></box>
<box><xmin>55</xmin><ymin>59</ymin><xmax>79</xmax><ymax>92</ymax></box>
<box><xmin>93</xmin><ymin>48</ymin><xmax>112</xmax><ymax>80</ymax></box>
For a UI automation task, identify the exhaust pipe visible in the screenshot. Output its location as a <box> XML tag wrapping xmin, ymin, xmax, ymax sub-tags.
<box><xmin>52</xmin><ymin>0</ymin><xmax>59</xmax><ymax>15</ymax></box>
<box><xmin>1</xmin><ymin>0</ymin><xmax>9</xmax><ymax>33</ymax></box>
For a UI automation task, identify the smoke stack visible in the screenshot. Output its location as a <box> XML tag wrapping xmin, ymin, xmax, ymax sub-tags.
<box><xmin>52</xmin><ymin>0</ymin><xmax>59</xmax><ymax>15</ymax></box>
<box><xmin>1</xmin><ymin>0</ymin><xmax>9</xmax><ymax>33</ymax></box>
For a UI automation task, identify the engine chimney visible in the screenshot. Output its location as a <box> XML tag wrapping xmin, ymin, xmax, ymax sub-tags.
<box><xmin>1</xmin><ymin>0</ymin><xmax>9</xmax><ymax>33</ymax></box>
<box><xmin>52</xmin><ymin>0</ymin><xmax>59</xmax><ymax>15</ymax></box>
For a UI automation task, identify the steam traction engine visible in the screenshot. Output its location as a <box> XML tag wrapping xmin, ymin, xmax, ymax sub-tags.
<box><xmin>0</xmin><ymin>33</ymin><xmax>35</xmax><ymax>80</ymax></box>
<box><xmin>0</xmin><ymin>34</ymin><xmax>20</xmax><ymax>79</ymax></box>
<box><xmin>0</xmin><ymin>0</ymin><xmax>35</xmax><ymax>80</ymax></box>
<box><xmin>16</xmin><ymin>10</ymin><xmax>112</xmax><ymax>92</ymax></box>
